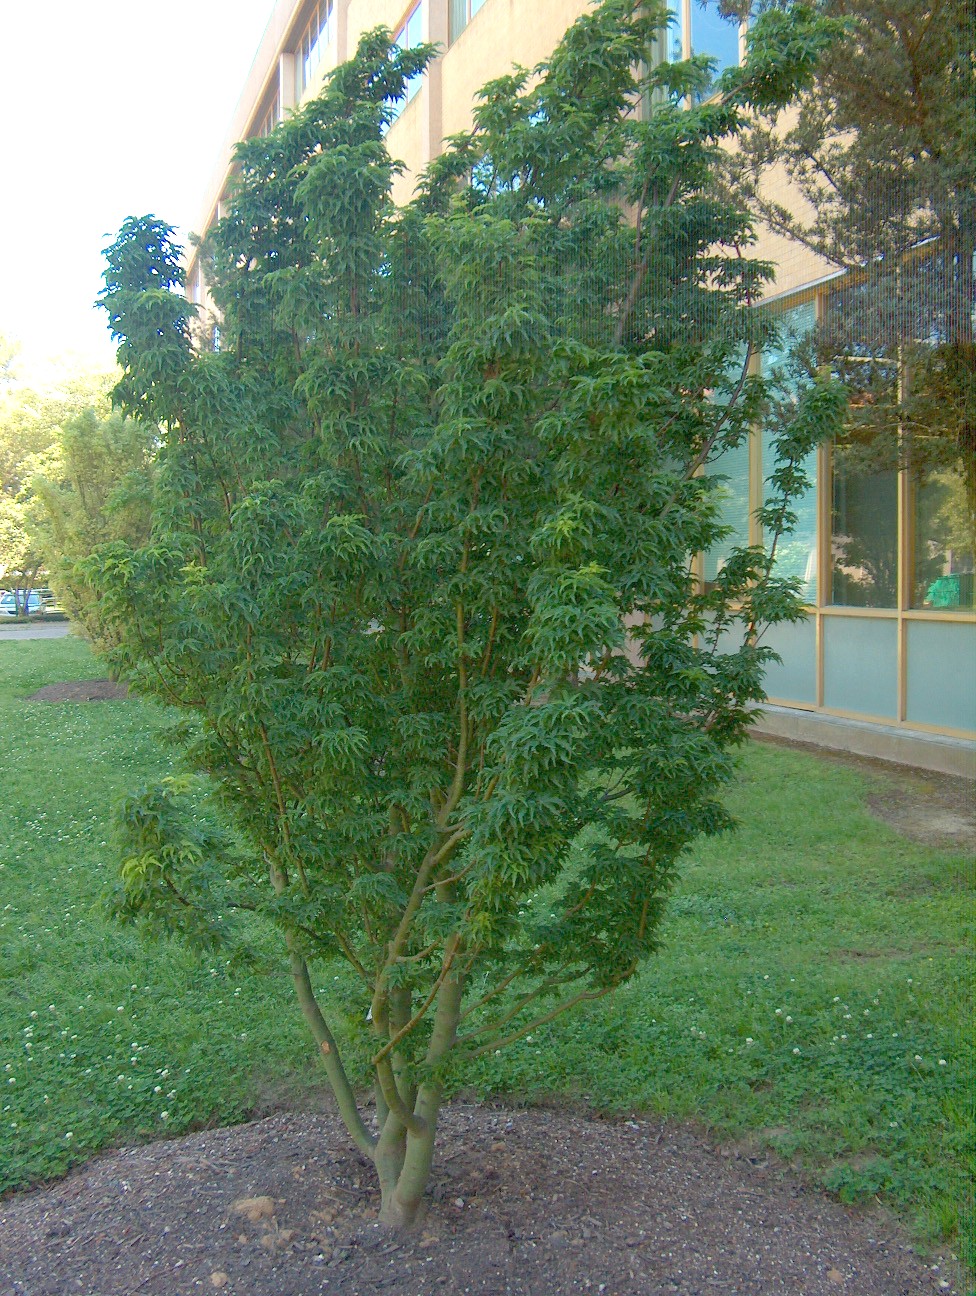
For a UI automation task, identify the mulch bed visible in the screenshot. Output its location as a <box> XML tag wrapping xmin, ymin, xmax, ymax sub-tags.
<box><xmin>0</xmin><ymin>1105</ymin><xmax>961</xmax><ymax>1295</ymax></box>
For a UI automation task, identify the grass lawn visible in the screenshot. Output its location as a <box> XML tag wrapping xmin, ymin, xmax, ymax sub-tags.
<box><xmin>1</xmin><ymin>635</ymin><xmax>972</xmax><ymax>1272</ymax></box>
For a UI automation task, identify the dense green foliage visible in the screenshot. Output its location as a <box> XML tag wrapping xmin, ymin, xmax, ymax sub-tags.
<box><xmin>34</xmin><ymin>408</ymin><xmax>154</xmax><ymax>650</ymax></box>
<box><xmin>89</xmin><ymin>0</ymin><xmax>845</xmax><ymax>1223</ymax></box>
<box><xmin>0</xmin><ymin>638</ymin><xmax>971</xmax><ymax>1263</ymax></box>
<box><xmin>0</xmin><ymin>365</ymin><xmax>115</xmax><ymax>605</ymax></box>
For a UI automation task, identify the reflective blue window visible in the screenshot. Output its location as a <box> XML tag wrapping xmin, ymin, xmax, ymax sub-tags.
<box><xmin>390</xmin><ymin>1</ymin><xmax>426</xmax><ymax>122</ymax></box>
<box><xmin>672</xmin><ymin>0</ymin><xmax>743</xmax><ymax>100</ymax></box>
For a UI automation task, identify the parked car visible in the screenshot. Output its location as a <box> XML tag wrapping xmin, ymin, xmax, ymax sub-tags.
<box><xmin>0</xmin><ymin>590</ymin><xmax>43</xmax><ymax>616</ymax></box>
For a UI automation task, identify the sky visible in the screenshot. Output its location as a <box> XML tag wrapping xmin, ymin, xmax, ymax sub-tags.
<box><xmin>0</xmin><ymin>1</ymin><xmax>276</xmax><ymax>377</ymax></box>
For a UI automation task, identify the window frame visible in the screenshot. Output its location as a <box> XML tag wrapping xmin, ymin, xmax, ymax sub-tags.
<box><xmin>295</xmin><ymin>0</ymin><xmax>335</xmax><ymax>101</ymax></box>
<box><xmin>449</xmin><ymin>0</ymin><xmax>487</xmax><ymax>45</ymax></box>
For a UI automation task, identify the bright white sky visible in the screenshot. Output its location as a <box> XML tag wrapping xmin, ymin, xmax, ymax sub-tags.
<box><xmin>0</xmin><ymin>1</ymin><xmax>276</xmax><ymax>376</ymax></box>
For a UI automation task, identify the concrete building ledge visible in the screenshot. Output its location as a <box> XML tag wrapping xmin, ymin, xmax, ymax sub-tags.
<box><xmin>750</xmin><ymin>705</ymin><xmax>976</xmax><ymax>780</ymax></box>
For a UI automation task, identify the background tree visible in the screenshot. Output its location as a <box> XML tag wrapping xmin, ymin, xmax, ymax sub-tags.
<box><xmin>90</xmin><ymin>0</ymin><xmax>843</xmax><ymax>1228</ymax></box>
<box><xmin>0</xmin><ymin>368</ymin><xmax>114</xmax><ymax>607</ymax></box>
<box><xmin>730</xmin><ymin>0</ymin><xmax>975</xmax><ymax>572</ymax></box>
<box><xmin>33</xmin><ymin>408</ymin><xmax>154</xmax><ymax>647</ymax></box>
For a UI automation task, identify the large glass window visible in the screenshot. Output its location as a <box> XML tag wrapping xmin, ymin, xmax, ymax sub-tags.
<box><xmin>671</xmin><ymin>0</ymin><xmax>743</xmax><ymax>100</ymax></box>
<box><xmin>762</xmin><ymin>302</ymin><xmax>818</xmax><ymax>603</ymax></box>
<box><xmin>450</xmin><ymin>0</ymin><xmax>487</xmax><ymax>43</ymax></box>
<box><xmin>389</xmin><ymin>2</ymin><xmax>425</xmax><ymax>123</ymax></box>
<box><xmin>830</xmin><ymin>456</ymin><xmax>898</xmax><ymax>607</ymax></box>
<box><xmin>912</xmin><ymin>468</ymin><xmax>975</xmax><ymax>610</ymax></box>
<box><xmin>702</xmin><ymin>438</ymin><xmax>751</xmax><ymax>585</ymax></box>
<box><xmin>296</xmin><ymin>1</ymin><xmax>335</xmax><ymax>100</ymax></box>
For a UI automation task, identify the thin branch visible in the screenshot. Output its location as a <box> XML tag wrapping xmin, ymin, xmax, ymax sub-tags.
<box><xmin>461</xmin><ymin>984</ymin><xmax>618</xmax><ymax>1061</ymax></box>
<box><xmin>457</xmin><ymin>967</ymin><xmax>581</xmax><ymax>1043</ymax></box>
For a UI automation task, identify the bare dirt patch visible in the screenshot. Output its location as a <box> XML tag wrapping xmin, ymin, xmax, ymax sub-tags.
<box><xmin>0</xmin><ymin>1105</ymin><xmax>962</xmax><ymax>1295</ymax></box>
<box><xmin>865</xmin><ymin>777</ymin><xmax>976</xmax><ymax>853</ymax></box>
<box><xmin>26</xmin><ymin>680</ymin><xmax>130</xmax><ymax>703</ymax></box>
<box><xmin>752</xmin><ymin>735</ymin><xmax>975</xmax><ymax>853</ymax></box>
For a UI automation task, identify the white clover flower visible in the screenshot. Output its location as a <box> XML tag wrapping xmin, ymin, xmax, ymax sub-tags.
<box><xmin>785</xmin><ymin>1016</ymin><xmax>793</xmax><ymax>1024</ymax></box>
<box><xmin>938</xmin><ymin>1060</ymin><xmax>947</xmax><ymax>1067</ymax></box>
<box><xmin>914</xmin><ymin>1054</ymin><xmax>923</xmax><ymax>1062</ymax></box>
<box><xmin>745</xmin><ymin>1037</ymin><xmax>754</xmax><ymax>1044</ymax></box>
<box><xmin>64</xmin><ymin>1131</ymin><xmax>73</xmax><ymax>1140</ymax></box>
<box><xmin>160</xmin><ymin>1111</ymin><xmax>169</xmax><ymax>1121</ymax></box>
<box><xmin>775</xmin><ymin>1009</ymin><xmax>782</xmax><ymax>1016</ymax></box>
<box><xmin>792</xmin><ymin>1048</ymin><xmax>800</xmax><ymax>1055</ymax></box>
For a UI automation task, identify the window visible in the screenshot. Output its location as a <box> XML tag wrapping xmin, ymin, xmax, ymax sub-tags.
<box><xmin>830</xmin><ymin>456</ymin><xmax>898</xmax><ymax>608</ymax></box>
<box><xmin>450</xmin><ymin>0</ymin><xmax>487</xmax><ymax>43</ymax></box>
<box><xmin>189</xmin><ymin>264</ymin><xmax>206</xmax><ymax>306</ymax></box>
<box><xmin>912</xmin><ymin>469</ymin><xmax>975</xmax><ymax>610</ymax></box>
<box><xmin>703</xmin><ymin>350</ymin><xmax>752</xmax><ymax>586</ymax></box>
<box><xmin>295</xmin><ymin>0</ymin><xmax>335</xmax><ymax>100</ymax></box>
<box><xmin>389</xmin><ymin>2</ymin><xmax>425</xmax><ymax>122</ymax></box>
<box><xmin>762</xmin><ymin>302</ymin><xmax>818</xmax><ymax>603</ymax></box>
<box><xmin>670</xmin><ymin>0</ymin><xmax>744</xmax><ymax>101</ymax></box>
<box><xmin>255</xmin><ymin>92</ymin><xmax>281</xmax><ymax>139</ymax></box>
<box><xmin>702</xmin><ymin>438</ymin><xmax>751</xmax><ymax>586</ymax></box>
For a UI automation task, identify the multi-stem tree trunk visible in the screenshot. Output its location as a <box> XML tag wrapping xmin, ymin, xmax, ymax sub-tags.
<box><xmin>371</xmin><ymin>963</ymin><xmax>465</xmax><ymax>1227</ymax></box>
<box><xmin>291</xmin><ymin>939</ymin><xmax>465</xmax><ymax>1229</ymax></box>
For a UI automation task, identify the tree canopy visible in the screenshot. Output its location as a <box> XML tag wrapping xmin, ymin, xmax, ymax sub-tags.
<box><xmin>90</xmin><ymin>0</ymin><xmax>844</xmax><ymax>1227</ymax></box>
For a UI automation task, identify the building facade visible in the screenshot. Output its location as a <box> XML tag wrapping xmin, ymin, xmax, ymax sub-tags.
<box><xmin>187</xmin><ymin>0</ymin><xmax>976</xmax><ymax>776</ymax></box>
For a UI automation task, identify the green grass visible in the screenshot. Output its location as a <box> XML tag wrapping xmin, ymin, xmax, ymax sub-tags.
<box><xmin>1</xmin><ymin>636</ymin><xmax>972</xmax><ymax>1273</ymax></box>
<box><xmin>0</xmin><ymin>636</ymin><xmax>319</xmax><ymax>1190</ymax></box>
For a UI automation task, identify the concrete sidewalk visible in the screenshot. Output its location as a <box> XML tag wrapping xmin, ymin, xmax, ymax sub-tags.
<box><xmin>0</xmin><ymin>621</ymin><xmax>74</xmax><ymax>640</ymax></box>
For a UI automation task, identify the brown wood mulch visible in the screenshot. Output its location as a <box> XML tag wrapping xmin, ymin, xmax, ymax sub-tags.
<box><xmin>0</xmin><ymin>1105</ymin><xmax>962</xmax><ymax>1296</ymax></box>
